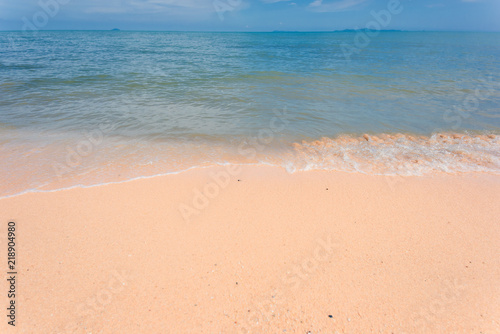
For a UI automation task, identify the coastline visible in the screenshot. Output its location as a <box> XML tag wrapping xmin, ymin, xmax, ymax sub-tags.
<box><xmin>2</xmin><ymin>132</ymin><xmax>499</xmax><ymax>199</ymax></box>
<box><xmin>1</xmin><ymin>165</ymin><xmax>499</xmax><ymax>333</ymax></box>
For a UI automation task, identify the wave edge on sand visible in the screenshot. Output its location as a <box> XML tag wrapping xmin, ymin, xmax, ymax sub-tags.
<box><xmin>1</xmin><ymin>132</ymin><xmax>499</xmax><ymax>198</ymax></box>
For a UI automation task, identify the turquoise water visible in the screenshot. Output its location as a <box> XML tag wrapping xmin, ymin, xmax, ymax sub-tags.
<box><xmin>0</xmin><ymin>31</ymin><xmax>499</xmax><ymax>196</ymax></box>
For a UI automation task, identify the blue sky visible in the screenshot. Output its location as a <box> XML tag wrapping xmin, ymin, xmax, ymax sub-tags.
<box><xmin>1</xmin><ymin>0</ymin><xmax>499</xmax><ymax>31</ymax></box>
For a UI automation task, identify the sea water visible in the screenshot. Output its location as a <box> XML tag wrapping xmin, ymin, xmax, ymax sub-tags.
<box><xmin>0</xmin><ymin>31</ymin><xmax>499</xmax><ymax>197</ymax></box>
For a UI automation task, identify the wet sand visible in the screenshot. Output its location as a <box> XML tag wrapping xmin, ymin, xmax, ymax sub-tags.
<box><xmin>1</xmin><ymin>165</ymin><xmax>499</xmax><ymax>333</ymax></box>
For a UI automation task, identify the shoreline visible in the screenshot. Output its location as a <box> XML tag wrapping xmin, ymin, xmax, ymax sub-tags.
<box><xmin>1</xmin><ymin>165</ymin><xmax>499</xmax><ymax>333</ymax></box>
<box><xmin>2</xmin><ymin>132</ymin><xmax>499</xmax><ymax>198</ymax></box>
<box><xmin>2</xmin><ymin>162</ymin><xmax>500</xmax><ymax>201</ymax></box>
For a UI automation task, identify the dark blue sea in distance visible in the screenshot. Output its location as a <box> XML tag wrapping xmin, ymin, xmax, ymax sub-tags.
<box><xmin>0</xmin><ymin>31</ymin><xmax>499</xmax><ymax>197</ymax></box>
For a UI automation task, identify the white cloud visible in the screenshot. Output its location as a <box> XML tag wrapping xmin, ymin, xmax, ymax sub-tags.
<box><xmin>261</xmin><ymin>0</ymin><xmax>291</xmax><ymax>3</ymax></box>
<box><xmin>84</xmin><ymin>7</ymin><xmax>129</xmax><ymax>14</ymax></box>
<box><xmin>81</xmin><ymin>0</ymin><xmax>209</xmax><ymax>15</ymax></box>
<box><xmin>135</xmin><ymin>0</ymin><xmax>214</xmax><ymax>10</ymax></box>
<box><xmin>308</xmin><ymin>0</ymin><xmax>370</xmax><ymax>12</ymax></box>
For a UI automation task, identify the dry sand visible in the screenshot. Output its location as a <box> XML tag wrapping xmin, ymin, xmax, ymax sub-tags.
<box><xmin>1</xmin><ymin>165</ymin><xmax>499</xmax><ymax>333</ymax></box>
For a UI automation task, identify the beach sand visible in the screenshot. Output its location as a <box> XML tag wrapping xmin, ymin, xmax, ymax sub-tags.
<box><xmin>1</xmin><ymin>165</ymin><xmax>499</xmax><ymax>333</ymax></box>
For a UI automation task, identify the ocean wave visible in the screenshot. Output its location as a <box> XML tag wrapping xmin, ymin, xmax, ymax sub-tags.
<box><xmin>283</xmin><ymin>133</ymin><xmax>500</xmax><ymax>175</ymax></box>
<box><xmin>0</xmin><ymin>132</ymin><xmax>499</xmax><ymax>198</ymax></box>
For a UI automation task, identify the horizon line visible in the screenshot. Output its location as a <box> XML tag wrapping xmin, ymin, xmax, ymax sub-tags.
<box><xmin>1</xmin><ymin>29</ymin><xmax>500</xmax><ymax>33</ymax></box>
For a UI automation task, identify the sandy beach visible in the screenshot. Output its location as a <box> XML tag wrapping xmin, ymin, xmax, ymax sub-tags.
<box><xmin>1</xmin><ymin>165</ymin><xmax>499</xmax><ymax>333</ymax></box>
<box><xmin>2</xmin><ymin>3</ymin><xmax>500</xmax><ymax>333</ymax></box>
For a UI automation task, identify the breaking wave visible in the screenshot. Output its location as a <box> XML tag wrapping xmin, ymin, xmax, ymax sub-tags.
<box><xmin>1</xmin><ymin>132</ymin><xmax>499</xmax><ymax>198</ymax></box>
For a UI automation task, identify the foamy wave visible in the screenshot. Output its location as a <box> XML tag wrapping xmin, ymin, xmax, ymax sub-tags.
<box><xmin>281</xmin><ymin>133</ymin><xmax>500</xmax><ymax>175</ymax></box>
<box><xmin>1</xmin><ymin>132</ymin><xmax>499</xmax><ymax>198</ymax></box>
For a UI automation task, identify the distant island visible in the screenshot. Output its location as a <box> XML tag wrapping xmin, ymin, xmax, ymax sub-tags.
<box><xmin>336</xmin><ymin>29</ymin><xmax>403</xmax><ymax>32</ymax></box>
<box><xmin>111</xmin><ymin>28</ymin><xmax>120</xmax><ymax>31</ymax></box>
<box><xmin>272</xmin><ymin>29</ymin><xmax>404</xmax><ymax>33</ymax></box>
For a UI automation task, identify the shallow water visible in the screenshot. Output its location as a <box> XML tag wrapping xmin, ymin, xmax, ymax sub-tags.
<box><xmin>0</xmin><ymin>31</ymin><xmax>499</xmax><ymax>197</ymax></box>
